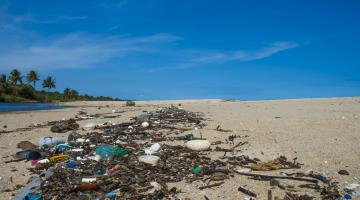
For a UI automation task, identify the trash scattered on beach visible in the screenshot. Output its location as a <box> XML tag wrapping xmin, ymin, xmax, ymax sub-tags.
<box><xmin>7</xmin><ymin>106</ymin><xmax>345</xmax><ymax>199</ymax></box>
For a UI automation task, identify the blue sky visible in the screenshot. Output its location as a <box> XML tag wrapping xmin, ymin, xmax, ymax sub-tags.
<box><xmin>0</xmin><ymin>0</ymin><xmax>359</xmax><ymax>100</ymax></box>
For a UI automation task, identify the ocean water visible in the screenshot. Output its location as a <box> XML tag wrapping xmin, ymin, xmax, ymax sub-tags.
<box><xmin>0</xmin><ymin>103</ymin><xmax>65</xmax><ymax>112</ymax></box>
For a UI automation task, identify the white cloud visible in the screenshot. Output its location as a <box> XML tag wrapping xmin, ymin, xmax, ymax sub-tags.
<box><xmin>0</xmin><ymin>33</ymin><xmax>181</xmax><ymax>70</ymax></box>
<box><xmin>12</xmin><ymin>13</ymin><xmax>88</xmax><ymax>24</ymax></box>
<box><xmin>191</xmin><ymin>42</ymin><xmax>298</xmax><ymax>64</ymax></box>
<box><xmin>144</xmin><ymin>42</ymin><xmax>299</xmax><ymax>72</ymax></box>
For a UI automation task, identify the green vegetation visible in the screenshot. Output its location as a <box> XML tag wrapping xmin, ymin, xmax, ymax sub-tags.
<box><xmin>0</xmin><ymin>69</ymin><xmax>122</xmax><ymax>103</ymax></box>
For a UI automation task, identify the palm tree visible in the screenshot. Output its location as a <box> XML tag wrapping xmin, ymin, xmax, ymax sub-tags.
<box><xmin>26</xmin><ymin>70</ymin><xmax>40</xmax><ymax>89</ymax></box>
<box><xmin>0</xmin><ymin>74</ymin><xmax>6</xmax><ymax>83</ymax></box>
<box><xmin>70</xmin><ymin>89</ymin><xmax>79</xmax><ymax>100</ymax></box>
<box><xmin>9</xmin><ymin>69</ymin><xmax>22</xmax><ymax>84</ymax></box>
<box><xmin>63</xmin><ymin>88</ymin><xmax>70</xmax><ymax>101</ymax></box>
<box><xmin>0</xmin><ymin>74</ymin><xmax>7</xmax><ymax>94</ymax></box>
<box><xmin>42</xmin><ymin>76</ymin><xmax>56</xmax><ymax>102</ymax></box>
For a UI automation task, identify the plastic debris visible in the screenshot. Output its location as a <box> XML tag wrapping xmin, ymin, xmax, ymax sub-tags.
<box><xmin>185</xmin><ymin>140</ymin><xmax>210</xmax><ymax>151</ymax></box>
<box><xmin>193</xmin><ymin>166</ymin><xmax>202</xmax><ymax>173</ymax></box>
<box><xmin>145</xmin><ymin>143</ymin><xmax>161</xmax><ymax>155</ymax></box>
<box><xmin>82</xmin><ymin>178</ymin><xmax>97</xmax><ymax>183</ymax></box>
<box><xmin>141</xmin><ymin>121</ymin><xmax>149</xmax><ymax>128</ymax></box>
<box><xmin>15</xmin><ymin>150</ymin><xmax>42</xmax><ymax>160</ymax></box>
<box><xmin>138</xmin><ymin>155</ymin><xmax>160</xmax><ymax>166</ymax></box>
<box><xmin>38</xmin><ymin>137</ymin><xmax>65</xmax><ymax>147</ymax></box>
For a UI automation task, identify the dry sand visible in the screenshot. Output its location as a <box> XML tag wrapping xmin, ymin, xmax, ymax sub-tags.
<box><xmin>0</xmin><ymin>97</ymin><xmax>360</xmax><ymax>199</ymax></box>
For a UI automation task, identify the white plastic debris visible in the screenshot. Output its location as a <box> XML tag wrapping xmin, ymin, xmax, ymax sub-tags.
<box><xmin>37</xmin><ymin>159</ymin><xmax>50</xmax><ymax>164</ymax></box>
<box><xmin>76</xmin><ymin>156</ymin><xmax>87</xmax><ymax>161</ymax></box>
<box><xmin>234</xmin><ymin>167</ymin><xmax>251</xmax><ymax>173</ymax></box>
<box><xmin>82</xmin><ymin>178</ymin><xmax>97</xmax><ymax>183</ymax></box>
<box><xmin>185</xmin><ymin>140</ymin><xmax>211</xmax><ymax>151</ymax></box>
<box><xmin>70</xmin><ymin>148</ymin><xmax>84</xmax><ymax>152</ymax></box>
<box><xmin>83</xmin><ymin>123</ymin><xmax>96</xmax><ymax>130</ymax></box>
<box><xmin>38</xmin><ymin>137</ymin><xmax>65</xmax><ymax>147</ymax></box>
<box><xmin>80</xmin><ymin>116</ymin><xmax>95</xmax><ymax>119</ymax></box>
<box><xmin>141</xmin><ymin>122</ymin><xmax>149</xmax><ymax>128</ymax></box>
<box><xmin>88</xmin><ymin>155</ymin><xmax>102</xmax><ymax>162</ymax></box>
<box><xmin>346</xmin><ymin>183</ymin><xmax>360</xmax><ymax>190</ymax></box>
<box><xmin>147</xmin><ymin>181</ymin><xmax>162</xmax><ymax>194</ymax></box>
<box><xmin>139</xmin><ymin>155</ymin><xmax>160</xmax><ymax>166</ymax></box>
<box><xmin>145</xmin><ymin>143</ymin><xmax>161</xmax><ymax>155</ymax></box>
<box><xmin>76</xmin><ymin>138</ymin><xmax>86</xmax><ymax>143</ymax></box>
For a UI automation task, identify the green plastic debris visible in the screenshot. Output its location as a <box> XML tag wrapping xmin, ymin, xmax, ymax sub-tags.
<box><xmin>113</xmin><ymin>148</ymin><xmax>129</xmax><ymax>155</ymax></box>
<box><xmin>137</xmin><ymin>114</ymin><xmax>148</xmax><ymax>123</ymax></box>
<box><xmin>96</xmin><ymin>145</ymin><xmax>129</xmax><ymax>160</ymax></box>
<box><xmin>150</xmin><ymin>111</ymin><xmax>158</xmax><ymax>118</ymax></box>
<box><xmin>193</xmin><ymin>166</ymin><xmax>202</xmax><ymax>173</ymax></box>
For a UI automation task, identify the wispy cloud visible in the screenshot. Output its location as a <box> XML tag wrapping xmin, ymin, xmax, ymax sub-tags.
<box><xmin>0</xmin><ymin>33</ymin><xmax>181</xmax><ymax>70</ymax></box>
<box><xmin>146</xmin><ymin>42</ymin><xmax>299</xmax><ymax>72</ymax></box>
<box><xmin>191</xmin><ymin>42</ymin><xmax>298</xmax><ymax>64</ymax></box>
<box><xmin>0</xmin><ymin>30</ymin><xmax>297</xmax><ymax>71</ymax></box>
<box><xmin>13</xmin><ymin>13</ymin><xmax>88</xmax><ymax>24</ymax></box>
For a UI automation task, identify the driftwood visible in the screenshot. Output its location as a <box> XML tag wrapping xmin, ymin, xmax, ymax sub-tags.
<box><xmin>233</xmin><ymin>171</ymin><xmax>318</xmax><ymax>183</ymax></box>
<box><xmin>199</xmin><ymin>181</ymin><xmax>225</xmax><ymax>190</ymax></box>
<box><xmin>238</xmin><ymin>186</ymin><xmax>257</xmax><ymax>197</ymax></box>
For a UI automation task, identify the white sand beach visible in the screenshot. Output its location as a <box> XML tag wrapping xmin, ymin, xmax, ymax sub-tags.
<box><xmin>0</xmin><ymin>97</ymin><xmax>360</xmax><ymax>199</ymax></box>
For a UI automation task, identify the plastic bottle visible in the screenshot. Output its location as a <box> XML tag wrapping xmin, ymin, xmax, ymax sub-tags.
<box><xmin>38</xmin><ymin>137</ymin><xmax>65</xmax><ymax>147</ymax></box>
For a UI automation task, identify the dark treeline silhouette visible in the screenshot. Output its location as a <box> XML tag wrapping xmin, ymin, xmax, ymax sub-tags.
<box><xmin>0</xmin><ymin>69</ymin><xmax>123</xmax><ymax>102</ymax></box>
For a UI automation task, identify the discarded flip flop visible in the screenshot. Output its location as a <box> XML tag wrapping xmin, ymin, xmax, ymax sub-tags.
<box><xmin>15</xmin><ymin>150</ymin><xmax>42</xmax><ymax>160</ymax></box>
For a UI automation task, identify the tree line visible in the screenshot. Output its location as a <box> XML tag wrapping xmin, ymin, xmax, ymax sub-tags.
<box><xmin>0</xmin><ymin>69</ymin><xmax>122</xmax><ymax>102</ymax></box>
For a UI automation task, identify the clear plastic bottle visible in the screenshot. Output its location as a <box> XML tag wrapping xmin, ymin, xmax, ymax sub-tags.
<box><xmin>38</xmin><ymin>137</ymin><xmax>65</xmax><ymax>147</ymax></box>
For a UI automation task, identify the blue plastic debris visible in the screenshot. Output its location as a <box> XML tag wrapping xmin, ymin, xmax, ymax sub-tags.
<box><xmin>106</xmin><ymin>192</ymin><xmax>117</xmax><ymax>198</ymax></box>
<box><xmin>56</xmin><ymin>144</ymin><xmax>72</xmax><ymax>150</ymax></box>
<box><xmin>66</xmin><ymin>162</ymin><xmax>77</xmax><ymax>168</ymax></box>
<box><xmin>25</xmin><ymin>192</ymin><xmax>42</xmax><ymax>200</ymax></box>
<box><xmin>344</xmin><ymin>193</ymin><xmax>352</xmax><ymax>199</ymax></box>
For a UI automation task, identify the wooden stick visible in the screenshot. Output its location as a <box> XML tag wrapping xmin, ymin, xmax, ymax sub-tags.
<box><xmin>199</xmin><ymin>181</ymin><xmax>225</xmax><ymax>190</ymax></box>
<box><xmin>268</xmin><ymin>190</ymin><xmax>272</xmax><ymax>200</ymax></box>
<box><xmin>233</xmin><ymin>171</ymin><xmax>318</xmax><ymax>183</ymax></box>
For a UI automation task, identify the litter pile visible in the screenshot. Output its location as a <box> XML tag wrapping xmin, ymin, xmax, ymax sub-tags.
<box><xmin>10</xmin><ymin>106</ymin><xmax>347</xmax><ymax>199</ymax></box>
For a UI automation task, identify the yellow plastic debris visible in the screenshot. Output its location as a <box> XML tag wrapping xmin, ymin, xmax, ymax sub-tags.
<box><xmin>49</xmin><ymin>154</ymin><xmax>69</xmax><ymax>162</ymax></box>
